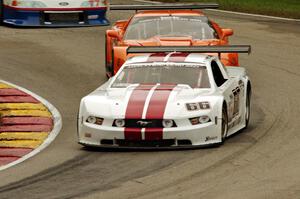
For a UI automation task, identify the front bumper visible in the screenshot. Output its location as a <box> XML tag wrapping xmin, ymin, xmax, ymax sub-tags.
<box><xmin>79</xmin><ymin>141</ymin><xmax>220</xmax><ymax>150</ymax></box>
<box><xmin>3</xmin><ymin>6</ymin><xmax>109</xmax><ymax>27</ymax></box>
<box><xmin>78</xmin><ymin>121</ymin><xmax>222</xmax><ymax>149</ymax></box>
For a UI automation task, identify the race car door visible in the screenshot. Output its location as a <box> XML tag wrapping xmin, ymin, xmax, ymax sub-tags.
<box><xmin>210</xmin><ymin>60</ymin><xmax>243</xmax><ymax>132</ymax></box>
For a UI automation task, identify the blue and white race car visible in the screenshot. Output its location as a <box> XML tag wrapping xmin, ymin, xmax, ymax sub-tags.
<box><xmin>0</xmin><ymin>0</ymin><xmax>109</xmax><ymax>26</ymax></box>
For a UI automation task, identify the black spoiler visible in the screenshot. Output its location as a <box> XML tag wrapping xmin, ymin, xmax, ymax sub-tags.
<box><xmin>109</xmin><ymin>3</ymin><xmax>219</xmax><ymax>11</ymax></box>
<box><xmin>126</xmin><ymin>45</ymin><xmax>252</xmax><ymax>55</ymax></box>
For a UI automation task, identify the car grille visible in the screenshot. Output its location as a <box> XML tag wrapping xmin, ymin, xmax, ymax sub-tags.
<box><xmin>113</xmin><ymin>119</ymin><xmax>177</xmax><ymax>128</ymax></box>
<box><xmin>42</xmin><ymin>12</ymin><xmax>86</xmax><ymax>24</ymax></box>
<box><xmin>117</xmin><ymin>139</ymin><xmax>176</xmax><ymax>147</ymax></box>
<box><xmin>100</xmin><ymin>139</ymin><xmax>192</xmax><ymax>147</ymax></box>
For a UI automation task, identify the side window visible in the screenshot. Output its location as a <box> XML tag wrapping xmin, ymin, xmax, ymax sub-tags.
<box><xmin>211</xmin><ymin>61</ymin><xmax>227</xmax><ymax>87</ymax></box>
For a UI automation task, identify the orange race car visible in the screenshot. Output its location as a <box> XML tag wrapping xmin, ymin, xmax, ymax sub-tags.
<box><xmin>105</xmin><ymin>3</ymin><xmax>237</xmax><ymax>77</ymax></box>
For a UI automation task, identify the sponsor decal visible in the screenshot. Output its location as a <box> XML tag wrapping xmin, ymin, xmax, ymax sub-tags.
<box><xmin>228</xmin><ymin>116</ymin><xmax>241</xmax><ymax>129</ymax></box>
<box><xmin>205</xmin><ymin>136</ymin><xmax>218</xmax><ymax>142</ymax></box>
<box><xmin>136</xmin><ymin>120</ymin><xmax>152</xmax><ymax>127</ymax></box>
<box><xmin>232</xmin><ymin>87</ymin><xmax>241</xmax><ymax>117</ymax></box>
<box><xmin>186</xmin><ymin>103</ymin><xmax>200</xmax><ymax>111</ymax></box>
<box><xmin>59</xmin><ymin>2</ymin><xmax>69</xmax><ymax>6</ymax></box>
<box><xmin>199</xmin><ymin>102</ymin><xmax>210</xmax><ymax>109</ymax></box>
<box><xmin>127</xmin><ymin>63</ymin><xmax>205</xmax><ymax>69</ymax></box>
<box><xmin>238</xmin><ymin>80</ymin><xmax>245</xmax><ymax>96</ymax></box>
<box><xmin>136</xmin><ymin>16</ymin><xmax>206</xmax><ymax>24</ymax></box>
<box><xmin>238</xmin><ymin>80</ymin><xmax>244</xmax><ymax>88</ymax></box>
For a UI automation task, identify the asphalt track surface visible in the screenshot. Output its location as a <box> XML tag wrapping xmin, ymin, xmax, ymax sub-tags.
<box><xmin>0</xmin><ymin>1</ymin><xmax>299</xmax><ymax>198</ymax></box>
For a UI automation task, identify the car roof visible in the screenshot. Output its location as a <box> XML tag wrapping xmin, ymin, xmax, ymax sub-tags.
<box><xmin>133</xmin><ymin>10</ymin><xmax>205</xmax><ymax>17</ymax></box>
<box><xmin>125</xmin><ymin>52</ymin><xmax>211</xmax><ymax>65</ymax></box>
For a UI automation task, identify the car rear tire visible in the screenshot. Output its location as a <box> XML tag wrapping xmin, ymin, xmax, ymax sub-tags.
<box><xmin>221</xmin><ymin>105</ymin><xmax>228</xmax><ymax>143</ymax></box>
<box><xmin>0</xmin><ymin>0</ymin><xmax>3</xmax><ymax>23</ymax></box>
<box><xmin>111</xmin><ymin>49</ymin><xmax>115</xmax><ymax>76</ymax></box>
<box><xmin>105</xmin><ymin>35</ymin><xmax>114</xmax><ymax>79</ymax></box>
<box><xmin>244</xmin><ymin>85</ymin><xmax>251</xmax><ymax>128</ymax></box>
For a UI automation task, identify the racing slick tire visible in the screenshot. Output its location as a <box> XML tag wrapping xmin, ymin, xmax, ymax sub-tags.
<box><xmin>0</xmin><ymin>0</ymin><xmax>3</xmax><ymax>24</ymax></box>
<box><xmin>244</xmin><ymin>83</ymin><xmax>252</xmax><ymax>128</ymax></box>
<box><xmin>221</xmin><ymin>104</ymin><xmax>228</xmax><ymax>143</ymax></box>
<box><xmin>105</xmin><ymin>35</ymin><xmax>114</xmax><ymax>79</ymax></box>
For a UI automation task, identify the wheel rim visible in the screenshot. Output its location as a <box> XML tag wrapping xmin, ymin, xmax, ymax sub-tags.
<box><xmin>221</xmin><ymin>109</ymin><xmax>228</xmax><ymax>140</ymax></box>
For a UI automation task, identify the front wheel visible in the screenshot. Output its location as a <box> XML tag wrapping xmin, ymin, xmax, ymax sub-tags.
<box><xmin>221</xmin><ymin>105</ymin><xmax>228</xmax><ymax>143</ymax></box>
<box><xmin>244</xmin><ymin>88</ymin><xmax>251</xmax><ymax>128</ymax></box>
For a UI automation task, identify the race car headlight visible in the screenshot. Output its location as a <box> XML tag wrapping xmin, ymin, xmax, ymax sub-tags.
<box><xmin>189</xmin><ymin>116</ymin><xmax>211</xmax><ymax>125</ymax></box>
<box><xmin>11</xmin><ymin>0</ymin><xmax>47</xmax><ymax>8</ymax></box>
<box><xmin>198</xmin><ymin>116</ymin><xmax>211</xmax><ymax>124</ymax></box>
<box><xmin>86</xmin><ymin>116</ymin><xmax>103</xmax><ymax>125</ymax></box>
<box><xmin>186</xmin><ymin>102</ymin><xmax>210</xmax><ymax>111</ymax></box>
<box><xmin>114</xmin><ymin>119</ymin><xmax>125</xmax><ymax>127</ymax></box>
<box><xmin>162</xmin><ymin>119</ymin><xmax>174</xmax><ymax>128</ymax></box>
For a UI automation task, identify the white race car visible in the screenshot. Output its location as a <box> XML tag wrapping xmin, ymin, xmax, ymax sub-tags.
<box><xmin>1</xmin><ymin>0</ymin><xmax>108</xmax><ymax>26</ymax></box>
<box><xmin>78</xmin><ymin>45</ymin><xmax>251</xmax><ymax>148</ymax></box>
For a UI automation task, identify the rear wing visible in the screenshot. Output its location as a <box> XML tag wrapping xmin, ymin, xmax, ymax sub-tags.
<box><xmin>127</xmin><ymin>45</ymin><xmax>251</xmax><ymax>57</ymax></box>
<box><xmin>109</xmin><ymin>3</ymin><xmax>219</xmax><ymax>11</ymax></box>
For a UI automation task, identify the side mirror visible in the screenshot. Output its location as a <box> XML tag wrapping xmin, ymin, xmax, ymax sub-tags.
<box><xmin>115</xmin><ymin>20</ymin><xmax>128</xmax><ymax>29</ymax></box>
<box><xmin>107</xmin><ymin>30</ymin><xmax>121</xmax><ymax>41</ymax></box>
<box><xmin>221</xmin><ymin>28</ymin><xmax>233</xmax><ymax>39</ymax></box>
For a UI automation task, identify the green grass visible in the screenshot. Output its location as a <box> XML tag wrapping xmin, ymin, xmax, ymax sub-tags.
<box><xmin>157</xmin><ymin>0</ymin><xmax>300</xmax><ymax>19</ymax></box>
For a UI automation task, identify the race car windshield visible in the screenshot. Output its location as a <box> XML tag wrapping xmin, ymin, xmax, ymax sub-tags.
<box><xmin>111</xmin><ymin>64</ymin><xmax>211</xmax><ymax>88</ymax></box>
<box><xmin>124</xmin><ymin>16</ymin><xmax>218</xmax><ymax>40</ymax></box>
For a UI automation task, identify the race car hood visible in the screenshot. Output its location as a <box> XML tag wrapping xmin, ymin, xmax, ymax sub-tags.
<box><xmin>82</xmin><ymin>85</ymin><xmax>219</xmax><ymax>119</ymax></box>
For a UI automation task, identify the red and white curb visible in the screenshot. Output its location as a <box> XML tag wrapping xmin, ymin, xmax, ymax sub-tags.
<box><xmin>0</xmin><ymin>80</ymin><xmax>62</xmax><ymax>171</ymax></box>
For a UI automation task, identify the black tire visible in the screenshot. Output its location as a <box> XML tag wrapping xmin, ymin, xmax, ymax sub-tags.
<box><xmin>111</xmin><ymin>48</ymin><xmax>114</xmax><ymax>76</ymax></box>
<box><xmin>221</xmin><ymin>104</ymin><xmax>228</xmax><ymax>143</ymax></box>
<box><xmin>104</xmin><ymin>35</ymin><xmax>109</xmax><ymax>78</ymax></box>
<box><xmin>244</xmin><ymin>85</ymin><xmax>251</xmax><ymax>128</ymax></box>
<box><xmin>0</xmin><ymin>0</ymin><xmax>3</xmax><ymax>24</ymax></box>
<box><xmin>105</xmin><ymin>35</ymin><xmax>114</xmax><ymax>79</ymax></box>
<box><xmin>76</xmin><ymin>111</ymin><xmax>80</xmax><ymax>139</ymax></box>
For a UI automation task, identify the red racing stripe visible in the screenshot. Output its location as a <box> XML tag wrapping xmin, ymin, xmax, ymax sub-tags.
<box><xmin>124</xmin><ymin>84</ymin><xmax>155</xmax><ymax>140</ymax></box>
<box><xmin>145</xmin><ymin>84</ymin><xmax>176</xmax><ymax>140</ymax></box>
<box><xmin>168</xmin><ymin>52</ymin><xmax>190</xmax><ymax>62</ymax></box>
<box><xmin>147</xmin><ymin>53</ymin><xmax>167</xmax><ymax>62</ymax></box>
<box><xmin>145</xmin><ymin>128</ymin><xmax>165</xmax><ymax>141</ymax></box>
